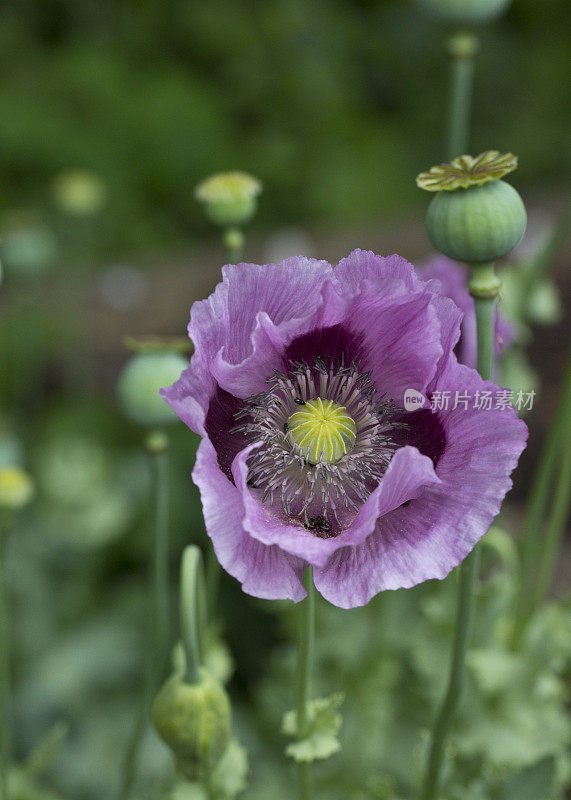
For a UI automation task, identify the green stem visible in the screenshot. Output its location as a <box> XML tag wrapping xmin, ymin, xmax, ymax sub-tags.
<box><xmin>0</xmin><ymin>524</ymin><xmax>12</xmax><ymax>800</ymax></box>
<box><xmin>296</xmin><ymin>568</ymin><xmax>315</xmax><ymax>800</ymax></box>
<box><xmin>116</xmin><ymin>439</ymin><xmax>171</xmax><ymax>800</ymax></box>
<box><xmin>152</xmin><ymin>448</ymin><xmax>171</xmax><ymax>676</ymax></box>
<box><xmin>512</xmin><ymin>345</ymin><xmax>571</xmax><ymax>646</ymax></box>
<box><xmin>530</xmin><ymin>424</ymin><xmax>571</xmax><ymax>610</ymax></box>
<box><xmin>421</xmin><ymin>274</ymin><xmax>496</xmax><ymax>800</ymax></box>
<box><xmin>446</xmin><ymin>33</ymin><xmax>479</xmax><ymax>159</ymax></box>
<box><xmin>420</xmin><ymin>548</ymin><xmax>481</xmax><ymax>800</ymax></box>
<box><xmin>180</xmin><ymin>546</ymin><xmax>206</xmax><ymax>685</ymax></box>
<box><xmin>223</xmin><ymin>228</ymin><xmax>245</xmax><ymax>265</ymax></box>
<box><xmin>473</xmin><ymin>296</ymin><xmax>497</xmax><ymax>380</ymax></box>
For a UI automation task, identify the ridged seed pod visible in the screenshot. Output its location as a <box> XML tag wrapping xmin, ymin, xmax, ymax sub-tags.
<box><xmin>417</xmin><ymin>152</ymin><xmax>526</xmax><ymax>264</ymax></box>
<box><xmin>426</xmin><ymin>180</ymin><xmax>526</xmax><ymax>263</ymax></box>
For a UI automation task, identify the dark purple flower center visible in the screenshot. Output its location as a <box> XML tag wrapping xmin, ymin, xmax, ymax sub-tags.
<box><xmin>233</xmin><ymin>354</ymin><xmax>406</xmax><ymax>537</ymax></box>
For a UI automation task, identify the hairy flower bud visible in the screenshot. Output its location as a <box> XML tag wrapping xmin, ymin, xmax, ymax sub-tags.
<box><xmin>415</xmin><ymin>0</ymin><xmax>512</xmax><ymax>25</ymax></box>
<box><xmin>194</xmin><ymin>172</ymin><xmax>262</xmax><ymax>228</ymax></box>
<box><xmin>118</xmin><ymin>352</ymin><xmax>189</xmax><ymax>427</ymax></box>
<box><xmin>152</xmin><ymin>670</ymin><xmax>232</xmax><ymax>781</ymax></box>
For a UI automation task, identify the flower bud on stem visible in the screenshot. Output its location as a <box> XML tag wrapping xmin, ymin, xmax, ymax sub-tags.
<box><xmin>418</xmin><ymin>151</ymin><xmax>525</xmax><ymax>799</ymax></box>
<box><xmin>152</xmin><ymin>547</ymin><xmax>233</xmax><ymax>784</ymax></box>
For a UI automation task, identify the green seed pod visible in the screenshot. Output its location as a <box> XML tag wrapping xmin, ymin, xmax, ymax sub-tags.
<box><xmin>117</xmin><ymin>352</ymin><xmax>187</xmax><ymax>427</ymax></box>
<box><xmin>426</xmin><ymin>180</ymin><xmax>526</xmax><ymax>263</ymax></box>
<box><xmin>152</xmin><ymin>669</ymin><xmax>232</xmax><ymax>781</ymax></box>
<box><xmin>195</xmin><ymin>172</ymin><xmax>262</xmax><ymax>228</ymax></box>
<box><xmin>415</xmin><ymin>0</ymin><xmax>512</xmax><ymax>25</ymax></box>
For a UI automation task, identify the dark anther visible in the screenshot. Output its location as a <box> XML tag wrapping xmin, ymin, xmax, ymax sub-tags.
<box><xmin>307</xmin><ymin>515</ymin><xmax>331</xmax><ymax>535</ymax></box>
<box><xmin>294</xmin><ymin>397</ymin><xmax>306</xmax><ymax>405</ymax></box>
<box><xmin>283</xmin><ymin>421</ymin><xmax>289</xmax><ymax>433</ymax></box>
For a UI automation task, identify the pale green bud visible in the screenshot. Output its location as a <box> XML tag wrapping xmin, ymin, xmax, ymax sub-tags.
<box><xmin>152</xmin><ymin>669</ymin><xmax>232</xmax><ymax>781</ymax></box>
<box><xmin>195</xmin><ymin>172</ymin><xmax>262</xmax><ymax>228</ymax></box>
<box><xmin>117</xmin><ymin>352</ymin><xmax>187</xmax><ymax>427</ymax></box>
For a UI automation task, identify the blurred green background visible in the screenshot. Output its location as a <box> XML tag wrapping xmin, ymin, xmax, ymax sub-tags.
<box><xmin>0</xmin><ymin>1</ymin><xmax>570</xmax><ymax>799</ymax></box>
<box><xmin>1</xmin><ymin>0</ymin><xmax>569</xmax><ymax>254</ymax></box>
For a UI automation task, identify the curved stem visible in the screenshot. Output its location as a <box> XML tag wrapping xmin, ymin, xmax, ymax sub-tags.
<box><xmin>296</xmin><ymin>568</ymin><xmax>315</xmax><ymax>800</ymax></box>
<box><xmin>421</xmin><ymin>279</ymin><xmax>495</xmax><ymax>800</ymax></box>
<box><xmin>180</xmin><ymin>546</ymin><xmax>206</xmax><ymax>684</ymax></box>
<box><xmin>0</xmin><ymin>524</ymin><xmax>12</xmax><ymax>800</ymax></box>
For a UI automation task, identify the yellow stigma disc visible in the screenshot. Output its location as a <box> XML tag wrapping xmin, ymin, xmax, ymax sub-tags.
<box><xmin>287</xmin><ymin>398</ymin><xmax>357</xmax><ymax>465</ymax></box>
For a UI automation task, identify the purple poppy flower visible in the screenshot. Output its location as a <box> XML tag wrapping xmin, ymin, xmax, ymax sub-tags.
<box><xmin>421</xmin><ymin>254</ymin><xmax>514</xmax><ymax>370</ymax></box>
<box><xmin>162</xmin><ymin>250</ymin><xmax>527</xmax><ymax>608</ymax></box>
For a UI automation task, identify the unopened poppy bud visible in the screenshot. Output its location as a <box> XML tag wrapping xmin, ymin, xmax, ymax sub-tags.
<box><xmin>0</xmin><ymin>467</ymin><xmax>34</xmax><ymax>510</ymax></box>
<box><xmin>152</xmin><ymin>669</ymin><xmax>232</xmax><ymax>781</ymax></box>
<box><xmin>118</xmin><ymin>352</ymin><xmax>188</xmax><ymax>427</ymax></box>
<box><xmin>418</xmin><ymin>151</ymin><xmax>526</xmax><ymax>264</ymax></box>
<box><xmin>415</xmin><ymin>0</ymin><xmax>512</xmax><ymax>25</ymax></box>
<box><xmin>195</xmin><ymin>172</ymin><xmax>262</xmax><ymax>228</ymax></box>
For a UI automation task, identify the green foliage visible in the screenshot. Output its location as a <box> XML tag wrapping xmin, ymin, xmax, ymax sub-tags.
<box><xmin>283</xmin><ymin>693</ymin><xmax>344</xmax><ymax>762</ymax></box>
<box><xmin>250</xmin><ymin>531</ymin><xmax>571</xmax><ymax>800</ymax></box>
